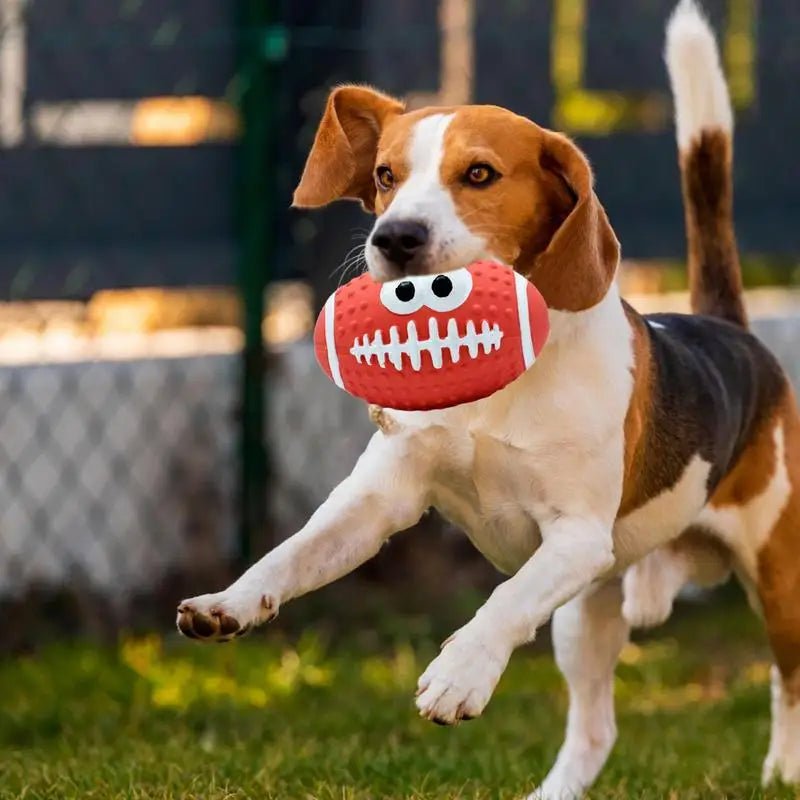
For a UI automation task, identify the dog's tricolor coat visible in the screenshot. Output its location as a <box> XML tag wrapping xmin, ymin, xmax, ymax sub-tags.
<box><xmin>176</xmin><ymin>2</ymin><xmax>800</xmax><ymax>796</ymax></box>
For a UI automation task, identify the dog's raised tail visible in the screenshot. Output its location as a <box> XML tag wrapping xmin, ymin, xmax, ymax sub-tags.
<box><xmin>665</xmin><ymin>0</ymin><xmax>747</xmax><ymax>327</ymax></box>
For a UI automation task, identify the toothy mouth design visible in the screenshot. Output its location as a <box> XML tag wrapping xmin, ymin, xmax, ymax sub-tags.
<box><xmin>350</xmin><ymin>318</ymin><xmax>503</xmax><ymax>371</ymax></box>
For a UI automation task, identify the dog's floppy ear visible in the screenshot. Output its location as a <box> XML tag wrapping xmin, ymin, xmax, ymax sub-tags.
<box><xmin>293</xmin><ymin>85</ymin><xmax>405</xmax><ymax>212</ymax></box>
<box><xmin>531</xmin><ymin>132</ymin><xmax>620</xmax><ymax>311</ymax></box>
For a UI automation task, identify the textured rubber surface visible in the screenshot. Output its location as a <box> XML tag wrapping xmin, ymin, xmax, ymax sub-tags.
<box><xmin>314</xmin><ymin>261</ymin><xmax>549</xmax><ymax>410</ymax></box>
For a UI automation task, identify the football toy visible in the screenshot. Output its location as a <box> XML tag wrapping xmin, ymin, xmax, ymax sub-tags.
<box><xmin>314</xmin><ymin>261</ymin><xmax>549</xmax><ymax>411</ymax></box>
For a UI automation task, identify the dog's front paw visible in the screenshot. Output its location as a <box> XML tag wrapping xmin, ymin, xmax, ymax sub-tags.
<box><xmin>415</xmin><ymin>627</ymin><xmax>510</xmax><ymax>725</ymax></box>
<box><xmin>176</xmin><ymin>587</ymin><xmax>278</xmax><ymax>642</ymax></box>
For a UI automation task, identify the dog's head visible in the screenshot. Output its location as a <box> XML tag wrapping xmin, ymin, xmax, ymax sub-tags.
<box><xmin>293</xmin><ymin>85</ymin><xmax>619</xmax><ymax>311</ymax></box>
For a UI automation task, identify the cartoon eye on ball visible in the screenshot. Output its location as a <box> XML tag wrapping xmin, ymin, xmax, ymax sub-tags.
<box><xmin>378</xmin><ymin>269</ymin><xmax>474</xmax><ymax>315</ymax></box>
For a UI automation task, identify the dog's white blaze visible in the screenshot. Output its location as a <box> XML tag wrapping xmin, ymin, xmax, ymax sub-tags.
<box><xmin>366</xmin><ymin>112</ymin><xmax>490</xmax><ymax>278</ymax></box>
<box><xmin>409</xmin><ymin>113</ymin><xmax>454</xmax><ymax>179</ymax></box>
<box><xmin>372</xmin><ymin>114</ymin><xmax>457</xmax><ymax>231</ymax></box>
<box><xmin>514</xmin><ymin>271</ymin><xmax>535</xmax><ymax>369</ymax></box>
<box><xmin>323</xmin><ymin>292</ymin><xmax>344</xmax><ymax>389</ymax></box>
<box><xmin>350</xmin><ymin>316</ymin><xmax>503</xmax><ymax>372</ymax></box>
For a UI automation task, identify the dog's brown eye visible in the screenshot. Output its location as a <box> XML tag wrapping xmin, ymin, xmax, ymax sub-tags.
<box><xmin>376</xmin><ymin>166</ymin><xmax>394</xmax><ymax>191</ymax></box>
<box><xmin>465</xmin><ymin>163</ymin><xmax>497</xmax><ymax>187</ymax></box>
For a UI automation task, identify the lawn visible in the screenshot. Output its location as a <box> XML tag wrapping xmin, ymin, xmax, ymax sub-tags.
<box><xmin>1</xmin><ymin>590</ymin><xmax>795</xmax><ymax>799</ymax></box>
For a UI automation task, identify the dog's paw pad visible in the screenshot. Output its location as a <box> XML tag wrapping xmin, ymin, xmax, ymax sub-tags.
<box><xmin>176</xmin><ymin>604</ymin><xmax>251</xmax><ymax>642</ymax></box>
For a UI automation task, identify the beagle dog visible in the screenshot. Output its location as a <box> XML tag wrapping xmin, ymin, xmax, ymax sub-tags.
<box><xmin>176</xmin><ymin>2</ymin><xmax>800</xmax><ymax>796</ymax></box>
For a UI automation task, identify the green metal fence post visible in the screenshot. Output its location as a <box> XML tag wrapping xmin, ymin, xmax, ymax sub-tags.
<box><xmin>236</xmin><ymin>1</ymin><xmax>285</xmax><ymax>564</ymax></box>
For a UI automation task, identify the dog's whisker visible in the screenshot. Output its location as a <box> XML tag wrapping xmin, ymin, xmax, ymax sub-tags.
<box><xmin>332</xmin><ymin>247</ymin><xmax>368</xmax><ymax>286</ymax></box>
<box><xmin>330</xmin><ymin>244</ymin><xmax>367</xmax><ymax>281</ymax></box>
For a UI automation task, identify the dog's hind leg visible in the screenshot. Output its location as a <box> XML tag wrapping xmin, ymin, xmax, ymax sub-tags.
<box><xmin>622</xmin><ymin>526</ymin><xmax>732</xmax><ymax>629</ymax></box>
<box><xmin>531</xmin><ymin>579</ymin><xmax>629</xmax><ymax>800</ymax></box>
<box><xmin>760</xmin><ymin>493</ymin><xmax>800</xmax><ymax>788</ymax></box>
<box><xmin>758</xmin><ymin>408</ymin><xmax>800</xmax><ymax>786</ymax></box>
<box><xmin>763</xmin><ymin>663</ymin><xmax>800</xmax><ymax>786</ymax></box>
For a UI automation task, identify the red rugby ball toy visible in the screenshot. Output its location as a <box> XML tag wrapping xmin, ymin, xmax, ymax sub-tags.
<box><xmin>314</xmin><ymin>261</ymin><xmax>549</xmax><ymax>411</ymax></box>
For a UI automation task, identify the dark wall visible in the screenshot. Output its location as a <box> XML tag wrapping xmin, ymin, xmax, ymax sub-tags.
<box><xmin>0</xmin><ymin>0</ymin><xmax>237</xmax><ymax>298</ymax></box>
<box><xmin>2</xmin><ymin>0</ymin><xmax>798</xmax><ymax>299</ymax></box>
<box><xmin>282</xmin><ymin>0</ymin><xmax>800</xmax><ymax>303</ymax></box>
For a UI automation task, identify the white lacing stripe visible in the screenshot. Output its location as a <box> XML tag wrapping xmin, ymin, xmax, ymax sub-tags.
<box><xmin>514</xmin><ymin>271</ymin><xmax>535</xmax><ymax>369</ymax></box>
<box><xmin>324</xmin><ymin>293</ymin><xmax>344</xmax><ymax>389</ymax></box>
<box><xmin>350</xmin><ymin>317</ymin><xmax>503</xmax><ymax>372</ymax></box>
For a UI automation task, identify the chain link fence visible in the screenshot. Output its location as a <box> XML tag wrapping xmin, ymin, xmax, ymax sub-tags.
<box><xmin>0</xmin><ymin>1</ymin><xmax>256</xmax><ymax>648</ymax></box>
<box><xmin>2</xmin><ymin>0</ymin><xmax>800</xmax><ymax>647</ymax></box>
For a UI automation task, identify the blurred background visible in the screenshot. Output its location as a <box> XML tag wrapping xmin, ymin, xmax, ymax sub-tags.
<box><xmin>3</xmin><ymin>2</ymin><xmax>800</xmax><ymax>798</ymax></box>
<box><xmin>0</xmin><ymin>0</ymin><xmax>798</xmax><ymax>649</ymax></box>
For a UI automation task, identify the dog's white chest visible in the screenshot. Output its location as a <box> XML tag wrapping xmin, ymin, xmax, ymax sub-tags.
<box><xmin>429</xmin><ymin>452</ymin><xmax>544</xmax><ymax>575</ymax></box>
<box><xmin>387</xmin><ymin>291</ymin><xmax>634</xmax><ymax>575</ymax></box>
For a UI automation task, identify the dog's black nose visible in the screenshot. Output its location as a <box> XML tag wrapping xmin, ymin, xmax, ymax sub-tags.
<box><xmin>371</xmin><ymin>219</ymin><xmax>429</xmax><ymax>269</ymax></box>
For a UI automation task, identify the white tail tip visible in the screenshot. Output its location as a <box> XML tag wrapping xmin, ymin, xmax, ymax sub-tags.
<box><xmin>665</xmin><ymin>0</ymin><xmax>733</xmax><ymax>152</ymax></box>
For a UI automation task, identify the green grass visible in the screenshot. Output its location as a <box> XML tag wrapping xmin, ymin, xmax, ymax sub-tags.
<box><xmin>0</xmin><ymin>593</ymin><xmax>795</xmax><ymax>799</ymax></box>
